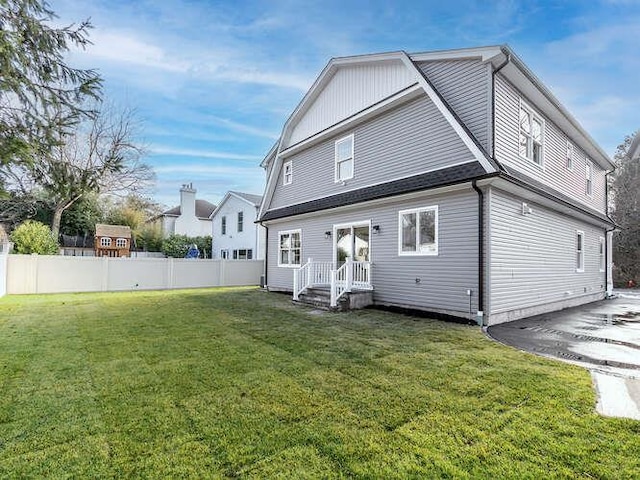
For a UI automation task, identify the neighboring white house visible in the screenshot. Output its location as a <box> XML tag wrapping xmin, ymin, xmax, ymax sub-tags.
<box><xmin>211</xmin><ymin>191</ymin><xmax>266</xmax><ymax>260</ymax></box>
<box><xmin>151</xmin><ymin>184</ymin><xmax>216</xmax><ymax>237</ymax></box>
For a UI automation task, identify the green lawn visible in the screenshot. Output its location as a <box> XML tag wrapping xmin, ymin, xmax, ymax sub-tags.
<box><xmin>0</xmin><ymin>288</ymin><xmax>638</xmax><ymax>478</ymax></box>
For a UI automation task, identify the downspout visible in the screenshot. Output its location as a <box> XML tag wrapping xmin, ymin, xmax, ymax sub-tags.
<box><xmin>261</xmin><ymin>222</ymin><xmax>268</xmax><ymax>288</ymax></box>
<box><xmin>491</xmin><ymin>51</ymin><xmax>511</xmax><ymax>159</ymax></box>
<box><xmin>472</xmin><ymin>180</ymin><xmax>484</xmax><ymax>326</ymax></box>
<box><xmin>604</xmin><ymin>169</ymin><xmax>616</xmax><ymax>296</ymax></box>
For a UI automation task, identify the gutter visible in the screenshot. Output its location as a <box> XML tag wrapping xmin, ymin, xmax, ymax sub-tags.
<box><xmin>471</xmin><ymin>180</ymin><xmax>484</xmax><ymax>326</ymax></box>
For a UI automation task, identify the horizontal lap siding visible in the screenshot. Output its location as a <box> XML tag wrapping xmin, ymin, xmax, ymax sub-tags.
<box><xmin>269</xmin><ymin>95</ymin><xmax>474</xmax><ymax>210</ymax></box>
<box><xmin>267</xmin><ymin>190</ymin><xmax>479</xmax><ymax>317</ymax></box>
<box><xmin>494</xmin><ymin>74</ymin><xmax>606</xmax><ymax>213</ymax></box>
<box><xmin>489</xmin><ymin>188</ymin><xmax>606</xmax><ymax>314</ymax></box>
<box><xmin>417</xmin><ymin>59</ymin><xmax>490</xmax><ymax>152</ymax></box>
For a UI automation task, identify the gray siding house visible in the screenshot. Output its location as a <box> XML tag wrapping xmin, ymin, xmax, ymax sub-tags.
<box><xmin>257</xmin><ymin>45</ymin><xmax>615</xmax><ymax>326</ymax></box>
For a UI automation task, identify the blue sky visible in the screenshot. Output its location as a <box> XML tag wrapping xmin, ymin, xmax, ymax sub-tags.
<box><xmin>55</xmin><ymin>0</ymin><xmax>640</xmax><ymax>208</ymax></box>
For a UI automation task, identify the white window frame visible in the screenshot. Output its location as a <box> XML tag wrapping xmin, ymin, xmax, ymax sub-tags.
<box><xmin>233</xmin><ymin>249</ymin><xmax>253</xmax><ymax>260</ymax></box>
<box><xmin>397</xmin><ymin>206</ymin><xmax>439</xmax><ymax>256</ymax></box>
<box><xmin>237</xmin><ymin>211</ymin><xmax>244</xmax><ymax>233</ymax></box>
<box><xmin>576</xmin><ymin>231</ymin><xmax>585</xmax><ymax>273</ymax></box>
<box><xmin>100</xmin><ymin>237</ymin><xmax>112</xmax><ymax>247</ymax></box>
<box><xmin>334</xmin><ymin>134</ymin><xmax>354</xmax><ymax>182</ymax></box>
<box><xmin>221</xmin><ymin>216</ymin><xmax>227</xmax><ymax>235</ymax></box>
<box><xmin>220</xmin><ymin>249</ymin><xmax>229</xmax><ymax>259</ymax></box>
<box><xmin>115</xmin><ymin>238</ymin><xmax>127</xmax><ymax>248</ymax></box>
<box><xmin>566</xmin><ymin>141</ymin><xmax>574</xmax><ymax>170</ymax></box>
<box><xmin>283</xmin><ymin>160</ymin><xmax>292</xmax><ymax>185</ymax></box>
<box><xmin>278</xmin><ymin>229</ymin><xmax>302</xmax><ymax>267</ymax></box>
<box><xmin>585</xmin><ymin>160</ymin><xmax>593</xmax><ymax>196</ymax></box>
<box><xmin>519</xmin><ymin>100</ymin><xmax>545</xmax><ymax>167</ymax></box>
<box><xmin>599</xmin><ymin>237</ymin><xmax>605</xmax><ymax>272</ymax></box>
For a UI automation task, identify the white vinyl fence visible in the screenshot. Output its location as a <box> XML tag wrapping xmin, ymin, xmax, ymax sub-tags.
<box><xmin>0</xmin><ymin>243</ymin><xmax>9</xmax><ymax>297</ymax></box>
<box><xmin>5</xmin><ymin>255</ymin><xmax>264</xmax><ymax>295</ymax></box>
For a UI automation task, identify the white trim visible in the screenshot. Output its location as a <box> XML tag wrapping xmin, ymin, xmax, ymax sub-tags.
<box><xmin>334</xmin><ymin>133</ymin><xmax>354</xmax><ymax>183</ymax></box>
<box><xmin>518</xmin><ymin>98</ymin><xmax>545</xmax><ymax>169</ymax></box>
<box><xmin>576</xmin><ymin>230</ymin><xmax>585</xmax><ymax>273</ymax></box>
<box><xmin>585</xmin><ymin>159</ymin><xmax>593</xmax><ymax>197</ymax></box>
<box><xmin>566</xmin><ymin>140</ymin><xmax>574</xmax><ymax>171</ymax></box>
<box><xmin>410</xmin><ymin>45</ymin><xmax>503</xmax><ymax>63</ymax></box>
<box><xmin>397</xmin><ymin>205</ymin><xmax>439</xmax><ymax>256</ymax></box>
<box><xmin>283</xmin><ymin>160</ymin><xmax>293</xmax><ymax>185</ymax></box>
<box><xmin>599</xmin><ymin>236</ymin><xmax>605</xmax><ymax>272</ymax></box>
<box><xmin>332</xmin><ymin>220</ymin><xmax>371</xmax><ymax>268</ymax></box>
<box><xmin>277</xmin><ymin>229</ymin><xmax>302</xmax><ymax>268</ymax></box>
<box><xmin>265</xmin><ymin>159</ymin><xmax>478</xmax><ymax>213</ymax></box>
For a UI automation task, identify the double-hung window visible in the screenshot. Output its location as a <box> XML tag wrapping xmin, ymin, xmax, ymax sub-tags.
<box><xmin>566</xmin><ymin>141</ymin><xmax>574</xmax><ymax>170</ymax></box>
<box><xmin>283</xmin><ymin>160</ymin><xmax>292</xmax><ymax>185</ymax></box>
<box><xmin>576</xmin><ymin>231</ymin><xmax>585</xmax><ymax>272</ymax></box>
<box><xmin>398</xmin><ymin>206</ymin><xmax>438</xmax><ymax>256</ymax></box>
<box><xmin>599</xmin><ymin>237</ymin><xmax>605</xmax><ymax>272</ymax></box>
<box><xmin>221</xmin><ymin>216</ymin><xmax>227</xmax><ymax>235</ymax></box>
<box><xmin>237</xmin><ymin>211</ymin><xmax>244</xmax><ymax>232</ymax></box>
<box><xmin>519</xmin><ymin>102</ymin><xmax>544</xmax><ymax>166</ymax></box>
<box><xmin>585</xmin><ymin>160</ymin><xmax>593</xmax><ymax>196</ymax></box>
<box><xmin>335</xmin><ymin>134</ymin><xmax>354</xmax><ymax>182</ymax></box>
<box><xmin>278</xmin><ymin>230</ymin><xmax>301</xmax><ymax>266</ymax></box>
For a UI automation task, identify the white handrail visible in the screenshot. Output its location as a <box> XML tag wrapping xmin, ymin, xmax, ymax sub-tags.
<box><xmin>295</xmin><ymin>259</ymin><xmax>372</xmax><ymax>306</ymax></box>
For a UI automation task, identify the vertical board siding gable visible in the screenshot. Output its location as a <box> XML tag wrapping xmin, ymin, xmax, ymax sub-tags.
<box><xmin>416</xmin><ymin>59</ymin><xmax>491</xmax><ymax>153</ymax></box>
<box><xmin>269</xmin><ymin>95</ymin><xmax>475</xmax><ymax>211</ymax></box>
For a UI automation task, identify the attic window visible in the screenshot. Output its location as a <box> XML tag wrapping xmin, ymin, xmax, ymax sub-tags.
<box><xmin>283</xmin><ymin>160</ymin><xmax>292</xmax><ymax>185</ymax></box>
<box><xmin>335</xmin><ymin>134</ymin><xmax>354</xmax><ymax>182</ymax></box>
<box><xmin>566</xmin><ymin>141</ymin><xmax>574</xmax><ymax>170</ymax></box>
<box><xmin>519</xmin><ymin>102</ymin><xmax>544</xmax><ymax>166</ymax></box>
<box><xmin>585</xmin><ymin>160</ymin><xmax>593</xmax><ymax>196</ymax></box>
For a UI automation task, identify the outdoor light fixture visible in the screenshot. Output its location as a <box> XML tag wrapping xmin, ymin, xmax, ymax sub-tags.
<box><xmin>372</xmin><ymin>225</ymin><xmax>381</xmax><ymax>234</ymax></box>
<box><xmin>324</xmin><ymin>231</ymin><xmax>332</xmax><ymax>239</ymax></box>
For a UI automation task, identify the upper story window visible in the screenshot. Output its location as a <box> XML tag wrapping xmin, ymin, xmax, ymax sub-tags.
<box><xmin>278</xmin><ymin>230</ymin><xmax>301</xmax><ymax>267</ymax></box>
<box><xmin>519</xmin><ymin>102</ymin><xmax>544</xmax><ymax>166</ymax></box>
<box><xmin>398</xmin><ymin>206</ymin><xmax>438</xmax><ymax>256</ymax></box>
<box><xmin>100</xmin><ymin>237</ymin><xmax>112</xmax><ymax>247</ymax></box>
<box><xmin>115</xmin><ymin>238</ymin><xmax>127</xmax><ymax>248</ymax></box>
<box><xmin>585</xmin><ymin>160</ymin><xmax>593</xmax><ymax>196</ymax></box>
<box><xmin>283</xmin><ymin>160</ymin><xmax>292</xmax><ymax>185</ymax></box>
<box><xmin>566</xmin><ymin>141</ymin><xmax>574</xmax><ymax>170</ymax></box>
<box><xmin>335</xmin><ymin>134</ymin><xmax>354</xmax><ymax>182</ymax></box>
<box><xmin>237</xmin><ymin>211</ymin><xmax>244</xmax><ymax>232</ymax></box>
<box><xmin>221</xmin><ymin>216</ymin><xmax>227</xmax><ymax>235</ymax></box>
<box><xmin>576</xmin><ymin>231</ymin><xmax>584</xmax><ymax>272</ymax></box>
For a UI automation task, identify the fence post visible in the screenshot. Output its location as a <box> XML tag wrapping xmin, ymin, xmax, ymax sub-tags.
<box><xmin>167</xmin><ymin>257</ymin><xmax>175</xmax><ymax>289</ymax></box>
<box><xmin>330</xmin><ymin>270</ymin><xmax>337</xmax><ymax>307</ymax></box>
<box><xmin>219</xmin><ymin>259</ymin><xmax>226</xmax><ymax>287</ymax></box>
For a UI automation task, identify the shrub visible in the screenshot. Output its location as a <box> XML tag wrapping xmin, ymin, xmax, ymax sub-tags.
<box><xmin>161</xmin><ymin>234</ymin><xmax>212</xmax><ymax>258</ymax></box>
<box><xmin>10</xmin><ymin>220</ymin><xmax>58</xmax><ymax>255</ymax></box>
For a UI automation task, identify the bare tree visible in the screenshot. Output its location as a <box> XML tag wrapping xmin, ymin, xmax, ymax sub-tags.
<box><xmin>3</xmin><ymin>102</ymin><xmax>154</xmax><ymax>237</ymax></box>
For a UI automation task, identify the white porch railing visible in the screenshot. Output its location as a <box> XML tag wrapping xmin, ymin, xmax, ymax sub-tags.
<box><xmin>293</xmin><ymin>257</ymin><xmax>372</xmax><ymax>307</ymax></box>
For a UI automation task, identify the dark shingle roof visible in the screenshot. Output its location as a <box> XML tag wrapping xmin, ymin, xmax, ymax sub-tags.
<box><xmin>231</xmin><ymin>191</ymin><xmax>263</xmax><ymax>207</ymax></box>
<box><xmin>260</xmin><ymin>161</ymin><xmax>486</xmax><ymax>221</ymax></box>
<box><xmin>162</xmin><ymin>199</ymin><xmax>217</xmax><ymax>219</ymax></box>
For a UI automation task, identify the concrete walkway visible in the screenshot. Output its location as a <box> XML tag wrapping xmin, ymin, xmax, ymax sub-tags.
<box><xmin>487</xmin><ymin>290</ymin><xmax>640</xmax><ymax>420</ymax></box>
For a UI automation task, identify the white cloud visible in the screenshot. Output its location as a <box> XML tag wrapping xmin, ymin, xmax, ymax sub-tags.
<box><xmin>151</xmin><ymin>146</ymin><xmax>261</xmax><ymax>161</ymax></box>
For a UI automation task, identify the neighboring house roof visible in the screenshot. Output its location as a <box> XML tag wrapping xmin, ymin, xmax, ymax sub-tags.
<box><xmin>211</xmin><ymin>191</ymin><xmax>264</xmax><ymax>219</ymax></box>
<box><xmin>161</xmin><ymin>199</ymin><xmax>217</xmax><ymax>219</ymax></box>
<box><xmin>260</xmin><ymin>162</ymin><xmax>487</xmax><ymax>221</ymax></box>
<box><xmin>95</xmin><ymin>224</ymin><xmax>132</xmax><ymax>238</ymax></box>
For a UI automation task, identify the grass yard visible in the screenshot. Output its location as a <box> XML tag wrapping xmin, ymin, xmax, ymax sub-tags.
<box><xmin>0</xmin><ymin>288</ymin><xmax>639</xmax><ymax>478</ymax></box>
